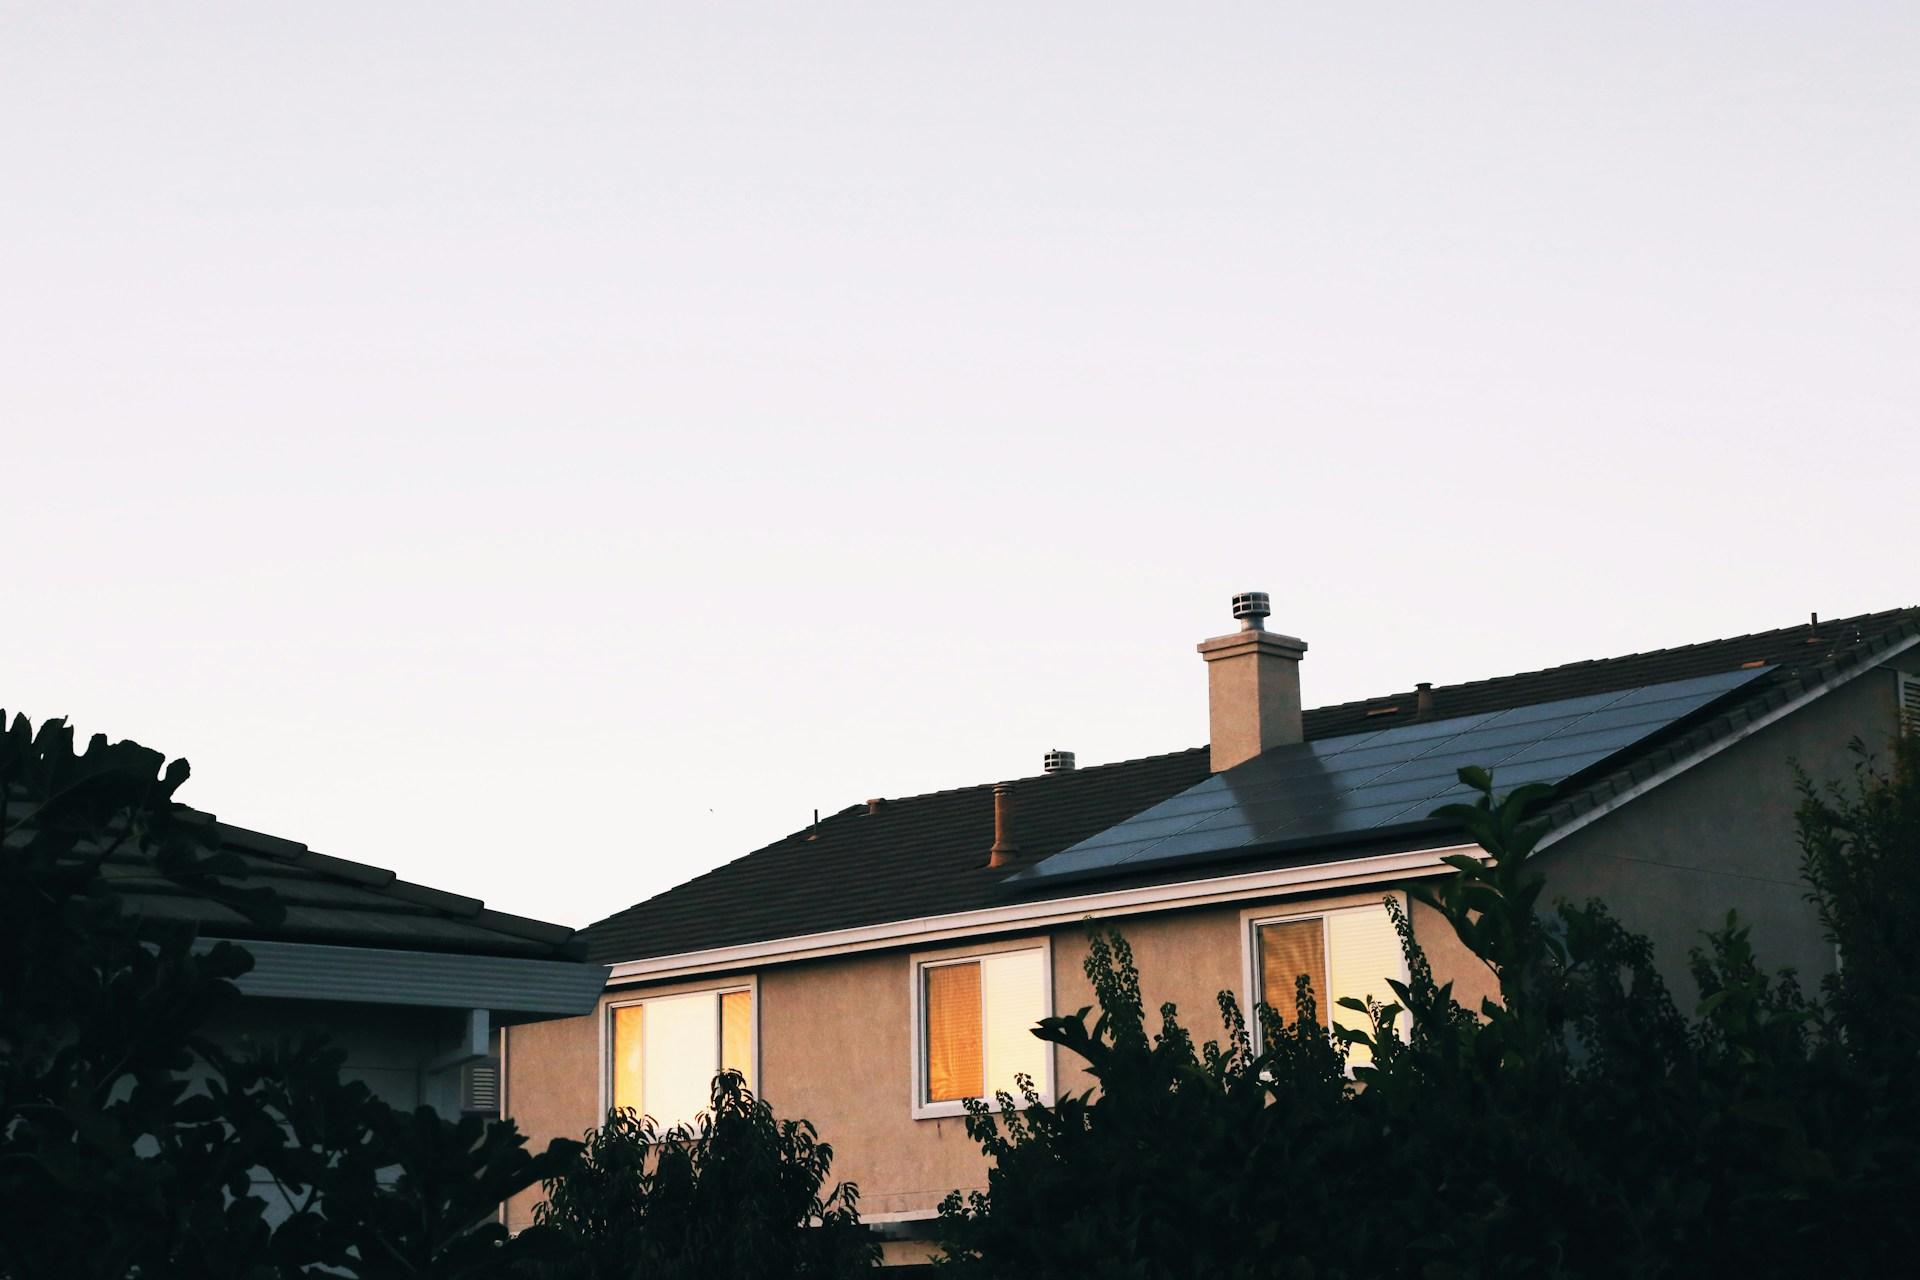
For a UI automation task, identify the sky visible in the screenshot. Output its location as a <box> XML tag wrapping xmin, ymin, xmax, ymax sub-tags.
<box><xmin>3</xmin><ymin>3</ymin><xmax>1915</xmax><ymax>928</ymax></box>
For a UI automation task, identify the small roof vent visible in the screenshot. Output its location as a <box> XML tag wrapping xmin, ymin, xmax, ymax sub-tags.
<box><xmin>1042</xmin><ymin>750</ymin><xmax>1076</xmax><ymax>774</ymax></box>
<box><xmin>1230</xmin><ymin>591</ymin><xmax>1270</xmax><ymax>631</ymax></box>
<box><xmin>988</xmin><ymin>783</ymin><xmax>1021</xmax><ymax>868</ymax></box>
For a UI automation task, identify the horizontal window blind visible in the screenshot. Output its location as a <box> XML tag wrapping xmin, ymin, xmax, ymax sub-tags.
<box><xmin>1258</xmin><ymin>918</ymin><xmax>1329</xmax><ymax>1027</ymax></box>
<box><xmin>980</xmin><ymin>949</ymin><xmax>1048</xmax><ymax>1099</ymax></box>
<box><xmin>1326</xmin><ymin>907</ymin><xmax>1405</xmax><ymax>1067</ymax></box>
<box><xmin>721</xmin><ymin>989</ymin><xmax>753</xmax><ymax>1090</ymax></box>
<box><xmin>611</xmin><ymin>1004</ymin><xmax>644</xmax><ymax>1115</ymax></box>
<box><xmin>926</xmin><ymin>962</ymin><xmax>984</xmax><ymax>1102</ymax></box>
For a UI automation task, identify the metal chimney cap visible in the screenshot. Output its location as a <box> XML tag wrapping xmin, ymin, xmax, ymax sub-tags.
<box><xmin>1042</xmin><ymin>750</ymin><xmax>1077</xmax><ymax>774</ymax></box>
<box><xmin>1231</xmin><ymin>591</ymin><xmax>1271</xmax><ymax>630</ymax></box>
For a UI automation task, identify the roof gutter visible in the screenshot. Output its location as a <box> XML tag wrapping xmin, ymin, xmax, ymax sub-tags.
<box><xmin>603</xmin><ymin>842</ymin><xmax>1479</xmax><ymax>986</ymax></box>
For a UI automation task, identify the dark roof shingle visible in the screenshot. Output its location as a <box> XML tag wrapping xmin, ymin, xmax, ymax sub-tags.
<box><xmin>106</xmin><ymin>813</ymin><xmax>585</xmax><ymax>961</ymax></box>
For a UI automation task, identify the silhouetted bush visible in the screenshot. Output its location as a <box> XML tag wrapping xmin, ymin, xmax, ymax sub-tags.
<box><xmin>523</xmin><ymin>1073</ymin><xmax>878</xmax><ymax>1279</ymax></box>
<box><xmin>0</xmin><ymin>712</ymin><xmax>574</xmax><ymax>1279</ymax></box>
<box><xmin>937</xmin><ymin>746</ymin><xmax>1920</xmax><ymax>1278</ymax></box>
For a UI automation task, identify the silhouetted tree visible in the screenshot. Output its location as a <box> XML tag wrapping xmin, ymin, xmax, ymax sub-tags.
<box><xmin>0</xmin><ymin>711</ymin><xmax>573</xmax><ymax>1279</ymax></box>
<box><xmin>938</xmin><ymin>757</ymin><xmax>1920</xmax><ymax>1278</ymax></box>
<box><xmin>524</xmin><ymin>1071</ymin><xmax>878</xmax><ymax>1279</ymax></box>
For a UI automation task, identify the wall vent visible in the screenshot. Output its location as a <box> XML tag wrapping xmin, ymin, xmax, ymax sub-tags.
<box><xmin>460</xmin><ymin>1058</ymin><xmax>501</xmax><ymax>1115</ymax></box>
<box><xmin>1901</xmin><ymin>672</ymin><xmax>1920</xmax><ymax>739</ymax></box>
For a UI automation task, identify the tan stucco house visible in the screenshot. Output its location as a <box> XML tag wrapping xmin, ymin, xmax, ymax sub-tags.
<box><xmin>502</xmin><ymin>600</ymin><xmax>1920</xmax><ymax>1267</ymax></box>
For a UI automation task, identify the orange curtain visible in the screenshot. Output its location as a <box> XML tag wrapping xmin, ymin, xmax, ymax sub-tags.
<box><xmin>721</xmin><ymin>989</ymin><xmax>753</xmax><ymax>1090</ymax></box>
<box><xmin>611</xmin><ymin>1004</ymin><xmax>645</xmax><ymax>1114</ymax></box>
<box><xmin>1259</xmin><ymin>919</ymin><xmax>1329</xmax><ymax>1028</ymax></box>
<box><xmin>925</xmin><ymin>962</ymin><xmax>984</xmax><ymax>1102</ymax></box>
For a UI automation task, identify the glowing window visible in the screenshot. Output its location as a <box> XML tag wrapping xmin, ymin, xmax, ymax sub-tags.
<box><xmin>1251</xmin><ymin>903</ymin><xmax>1407</xmax><ymax>1067</ymax></box>
<box><xmin>609</xmin><ymin>986</ymin><xmax>753</xmax><ymax>1127</ymax></box>
<box><xmin>917</xmin><ymin>947</ymin><xmax>1050</xmax><ymax>1114</ymax></box>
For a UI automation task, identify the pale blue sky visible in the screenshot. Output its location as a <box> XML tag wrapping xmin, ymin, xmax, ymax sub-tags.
<box><xmin>4</xmin><ymin>3</ymin><xmax>1915</xmax><ymax>926</ymax></box>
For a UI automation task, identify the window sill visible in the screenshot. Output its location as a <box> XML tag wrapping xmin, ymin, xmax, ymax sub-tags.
<box><xmin>910</xmin><ymin>1095</ymin><xmax>1052</xmax><ymax>1122</ymax></box>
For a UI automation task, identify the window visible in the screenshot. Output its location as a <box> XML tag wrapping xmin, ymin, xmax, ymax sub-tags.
<box><xmin>1246</xmin><ymin>901</ymin><xmax>1408</xmax><ymax>1067</ymax></box>
<box><xmin>913</xmin><ymin>945</ymin><xmax>1051</xmax><ymax>1117</ymax></box>
<box><xmin>607</xmin><ymin>985</ymin><xmax>753</xmax><ymax>1128</ymax></box>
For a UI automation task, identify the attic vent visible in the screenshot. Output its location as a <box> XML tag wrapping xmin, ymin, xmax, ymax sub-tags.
<box><xmin>1043</xmin><ymin>750</ymin><xmax>1076</xmax><ymax>774</ymax></box>
<box><xmin>460</xmin><ymin>1058</ymin><xmax>501</xmax><ymax>1115</ymax></box>
<box><xmin>1901</xmin><ymin>673</ymin><xmax>1920</xmax><ymax>739</ymax></box>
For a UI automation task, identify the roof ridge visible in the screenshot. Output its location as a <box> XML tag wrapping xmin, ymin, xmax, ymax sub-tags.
<box><xmin>1306</xmin><ymin>605</ymin><xmax>1920</xmax><ymax>716</ymax></box>
<box><xmin>855</xmin><ymin>744</ymin><xmax>1211</xmax><ymax>808</ymax></box>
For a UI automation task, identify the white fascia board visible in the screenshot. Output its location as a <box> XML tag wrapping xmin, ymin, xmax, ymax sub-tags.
<box><xmin>1538</xmin><ymin>633</ymin><xmax>1920</xmax><ymax>852</ymax></box>
<box><xmin>604</xmin><ymin>844</ymin><xmax>1478</xmax><ymax>986</ymax></box>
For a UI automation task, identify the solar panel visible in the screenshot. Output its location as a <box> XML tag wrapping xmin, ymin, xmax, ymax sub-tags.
<box><xmin>1007</xmin><ymin>665</ymin><xmax>1772</xmax><ymax>888</ymax></box>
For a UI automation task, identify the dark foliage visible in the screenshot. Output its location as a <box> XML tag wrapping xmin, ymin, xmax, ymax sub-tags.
<box><xmin>0</xmin><ymin>712</ymin><xmax>574</xmax><ymax>1279</ymax></box>
<box><xmin>937</xmin><ymin>755</ymin><xmax>1920</xmax><ymax>1279</ymax></box>
<box><xmin>1797</xmin><ymin>734</ymin><xmax>1920</xmax><ymax>1066</ymax></box>
<box><xmin>523</xmin><ymin>1071</ymin><xmax>878</xmax><ymax>1279</ymax></box>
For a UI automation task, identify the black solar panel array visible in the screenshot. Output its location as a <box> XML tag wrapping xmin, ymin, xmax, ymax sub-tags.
<box><xmin>1009</xmin><ymin>666</ymin><xmax>1771</xmax><ymax>887</ymax></box>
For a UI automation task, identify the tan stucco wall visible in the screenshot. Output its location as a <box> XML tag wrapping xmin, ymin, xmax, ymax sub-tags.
<box><xmin>503</xmin><ymin>885</ymin><xmax>1450</xmax><ymax>1239</ymax></box>
<box><xmin>502</xmin><ymin>1009</ymin><xmax>600</xmax><ymax>1230</ymax></box>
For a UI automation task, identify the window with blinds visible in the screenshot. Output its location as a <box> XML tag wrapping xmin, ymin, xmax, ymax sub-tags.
<box><xmin>1251</xmin><ymin>901</ymin><xmax>1407</xmax><ymax>1067</ymax></box>
<box><xmin>918</xmin><ymin>947</ymin><xmax>1049</xmax><ymax>1112</ymax></box>
<box><xmin>609</xmin><ymin>986</ymin><xmax>753</xmax><ymax>1128</ymax></box>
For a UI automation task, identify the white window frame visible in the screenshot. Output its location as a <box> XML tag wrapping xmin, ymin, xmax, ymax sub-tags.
<box><xmin>1239</xmin><ymin>895</ymin><xmax>1411</xmax><ymax>1058</ymax></box>
<box><xmin>598</xmin><ymin>974</ymin><xmax>760</xmax><ymax>1121</ymax></box>
<box><xmin>908</xmin><ymin>936</ymin><xmax>1055</xmax><ymax>1121</ymax></box>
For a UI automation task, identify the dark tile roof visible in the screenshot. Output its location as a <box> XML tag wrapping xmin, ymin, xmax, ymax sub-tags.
<box><xmin>585</xmin><ymin>607</ymin><xmax>1920</xmax><ymax>965</ymax></box>
<box><xmin>104</xmin><ymin>810</ymin><xmax>586</xmax><ymax>961</ymax></box>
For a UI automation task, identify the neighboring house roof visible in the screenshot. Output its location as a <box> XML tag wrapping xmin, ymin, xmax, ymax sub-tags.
<box><xmin>108</xmin><ymin>810</ymin><xmax>589</xmax><ymax>961</ymax></box>
<box><xmin>9</xmin><ymin>770</ymin><xmax>606</xmax><ymax>1017</ymax></box>
<box><xmin>585</xmin><ymin>607</ymin><xmax>1920</xmax><ymax>966</ymax></box>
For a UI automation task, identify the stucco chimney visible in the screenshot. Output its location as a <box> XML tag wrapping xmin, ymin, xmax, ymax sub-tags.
<box><xmin>1197</xmin><ymin>592</ymin><xmax>1307</xmax><ymax>772</ymax></box>
<box><xmin>988</xmin><ymin>783</ymin><xmax>1021</xmax><ymax>868</ymax></box>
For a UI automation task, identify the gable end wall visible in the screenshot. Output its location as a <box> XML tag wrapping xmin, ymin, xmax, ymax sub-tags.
<box><xmin>1537</xmin><ymin>661</ymin><xmax>1907</xmax><ymax>1001</ymax></box>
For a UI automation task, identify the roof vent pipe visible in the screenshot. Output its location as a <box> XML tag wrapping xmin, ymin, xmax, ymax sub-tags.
<box><xmin>988</xmin><ymin>783</ymin><xmax>1021</xmax><ymax>868</ymax></box>
<box><xmin>1415</xmin><ymin>682</ymin><xmax>1435</xmax><ymax>721</ymax></box>
<box><xmin>1042</xmin><ymin>750</ymin><xmax>1076</xmax><ymax>774</ymax></box>
<box><xmin>1231</xmin><ymin>592</ymin><xmax>1271</xmax><ymax>631</ymax></box>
